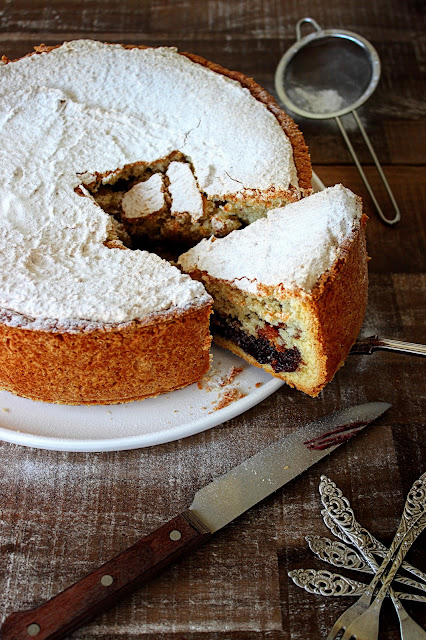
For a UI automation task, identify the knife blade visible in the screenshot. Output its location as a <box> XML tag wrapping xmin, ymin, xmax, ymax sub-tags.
<box><xmin>1</xmin><ymin>401</ymin><xmax>390</xmax><ymax>640</ymax></box>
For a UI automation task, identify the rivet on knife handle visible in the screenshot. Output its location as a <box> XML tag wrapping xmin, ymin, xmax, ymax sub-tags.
<box><xmin>1</xmin><ymin>512</ymin><xmax>210</xmax><ymax>640</ymax></box>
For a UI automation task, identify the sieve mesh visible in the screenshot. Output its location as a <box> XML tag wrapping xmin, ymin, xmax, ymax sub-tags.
<box><xmin>282</xmin><ymin>36</ymin><xmax>373</xmax><ymax>116</ymax></box>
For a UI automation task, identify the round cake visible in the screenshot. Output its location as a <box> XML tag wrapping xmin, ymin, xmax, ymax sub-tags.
<box><xmin>0</xmin><ymin>40</ymin><xmax>312</xmax><ymax>405</ymax></box>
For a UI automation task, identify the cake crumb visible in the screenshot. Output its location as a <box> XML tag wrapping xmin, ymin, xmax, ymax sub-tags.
<box><xmin>220</xmin><ymin>366</ymin><xmax>243</xmax><ymax>387</ymax></box>
<box><xmin>199</xmin><ymin>363</ymin><xmax>244</xmax><ymax>391</ymax></box>
<box><xmin>2</xmin><ymin>408</ymin><xmax>10</xmax><ymax>412</ymax></box>
<box><xmin>211</xmin><ymin>388</ymin><xmax>246</xmax><ymax>412</ymax></box>
<box><xmin>255</xmin><ymin>382</ymin><xmax>263</xmax><ymax>388</ymax></box>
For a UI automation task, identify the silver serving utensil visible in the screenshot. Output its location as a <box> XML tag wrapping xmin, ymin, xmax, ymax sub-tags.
<box><xmin>1</xmin><ymin>402</ymin><xmax>390</xmax><ymax>640</ymax></box>
<box><xmin>351</xmin><ymin>336</ymin><xmax>426</xmax><ymax>357</ymax></box>
<box><xmin>275</xmin><ymin>17</ymin><xmax>400</xmax><ymax>225</ymax></box>
<box><xmin>306</xmin><ymin>534</ymin><xmax>372</xmax><ymax>572</ymax></box>
<box><xmin>306</xmin><ymin>534</ymin><xmax>426</xmax><ymax>594</ymax></box>
<box><xmin>323</xmin><ymin>473</ymin><xmax>426</xmax><ymax>640</ymax></box>
<box><xmin>321</xmin><ymin>506</ymin><xmax>426</xmax><ymax>586</ymax></box>
<box><xmin>289</xmin><ymin>568</ymin><xmax>426</xmax><ymax>603</ymax></box>
<box><xmin>290</xmin><ymin>568</ymin><xmax>369</xmax><ymax>598</ymax></box>
<box><xmin>341</xmin><ymin>513</ymin><xmax>426</xmax><ymax>640</ymax></box>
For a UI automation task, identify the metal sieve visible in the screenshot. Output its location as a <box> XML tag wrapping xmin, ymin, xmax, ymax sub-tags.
<box><xmin>275</xmin><ymin>17</ymin><xmax>400</xmax><ymax>225</ymax></box>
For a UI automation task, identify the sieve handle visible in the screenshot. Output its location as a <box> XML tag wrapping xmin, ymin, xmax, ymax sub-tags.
<box><xmin>335</xmin><ymin>112</ymin><xmax>401</xmax><ymax>225</ymax></box>
<box><xmin>296</xmin><ymin>17</ymin><xmax>322</xmax><ymax>41</ymax></box>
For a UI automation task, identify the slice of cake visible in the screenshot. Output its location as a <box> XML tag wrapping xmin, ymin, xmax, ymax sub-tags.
<box><xmin>178</xmin><ymin>185</ymin><xmax>368</xmax><ymax>397</ymax></box>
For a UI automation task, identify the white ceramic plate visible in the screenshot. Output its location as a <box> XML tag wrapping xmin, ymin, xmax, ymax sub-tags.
<box><xmin>0</xmin><ymin>346</ymin><xmax>283</xmax><ymax>452</ymax></box>
<box><xmin>0</xmin><ymin>173</ymin><xmax>324</xmax><ymax>452</ymax></box>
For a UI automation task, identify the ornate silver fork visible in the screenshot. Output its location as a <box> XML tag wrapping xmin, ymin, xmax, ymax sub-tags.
<box><xmin>322</xmin><ymin>472</ymin><xmax>426</xmax><ymax>640</ymax></box>
<box><xmin>289</xmin><ymin>567</ymin><xmax>426</xmax><ymax>603</ymax></box>
<box><xmin>321</xmin><ymin>507</ymin><xmax>426</xmax><ymax>585</ymax></box>
<box><xmin>341</xmin><ymin>513</ymin><xmax>426</xmax><ymax>640</ymax></box>
<box><xmin>305</xmin><ymin>535</ymin><xmax>426</xmax><ymax>595</ymax></box>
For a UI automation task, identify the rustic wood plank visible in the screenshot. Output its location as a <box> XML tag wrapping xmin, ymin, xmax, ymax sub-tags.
<box><xmin>316</xmin><ymin>165</ymin><xmax>426</xmax><ymax>273</ymax></box>
<box><xmin>0</xmin><ymin>0</ymin><xmax>424</xmax><ymax>42</ymax></box>
<box><xmin>384</xmin><ymin>120</ymin><xmax>426</xmax><ymax>165</ymax></box>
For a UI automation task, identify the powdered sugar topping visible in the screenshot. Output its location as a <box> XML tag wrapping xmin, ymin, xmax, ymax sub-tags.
<box><xmin>178</xmin><ymin>185</ymin><xmax>362</xmax><ymax>294</ymax></box>
<box><xmin>167</xmin><ymin>161</ymin><xmax>204</xmax><ymax>222</ymax></box>
<box><xmin>0</xmin><ymin>40</ymin><xmax>299</xmax><ymax>325</ymax></box>
<box><xmin>291</xmin><ymin>86</ymin><xmax>346</xmax><ymax>114</ymax></box>
<box><xmin>122</xmin><ymin>174</ymin><xmax>165</xmax><ymax>219</ymax></box>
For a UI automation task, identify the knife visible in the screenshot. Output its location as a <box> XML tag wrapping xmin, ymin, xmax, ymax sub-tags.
<box><xmin>1</xmin><ymin>401</ymin><xmax>390</xmax><ymax>640</ymax></box>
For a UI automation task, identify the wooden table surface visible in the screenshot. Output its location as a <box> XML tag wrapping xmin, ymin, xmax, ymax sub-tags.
<box><xmin>0</xmin><ymin>1</ymin><xmax>425</xmax><ymax>638</ymax></box>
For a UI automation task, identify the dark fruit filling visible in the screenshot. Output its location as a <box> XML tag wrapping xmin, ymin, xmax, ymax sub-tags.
<box><xmin>211</xmin><ymin>314</ymin><xmax>302</xmax><ymax>373</ymax></box>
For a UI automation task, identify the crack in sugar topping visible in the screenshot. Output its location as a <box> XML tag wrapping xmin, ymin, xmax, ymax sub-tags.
<box><xmin>178</xmin><ymin>185</ymin><xmax>363</xmax><ymax>295</ymax></box>
<box><xmin>0</xmin><ymin>41</ymin><xmax>299</xmax><ymax>325</ymax></box>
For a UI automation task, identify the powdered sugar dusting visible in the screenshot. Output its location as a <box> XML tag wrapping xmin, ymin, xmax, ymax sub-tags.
<box><xmin>167</xmin><ymin>161</ymin><xmax>204</xmax><ymax>222</ymax></box>
<box><xmin>0</xmin><ymin>40</ymin><xmax>298</xmax><ymax>325</ymax></box>
<box><xmin>179</xmin><ymin>185</ymin><xmax>362</xmax><ymax>294</ymax></box>
<box><xmin>122</xmin><ymin>174</ymin><xmax>165</xmax><ymax>219</ymax></box>
<box><xmin>292</xmin><ymin>86</ymin><xmax>346</xmax><ymax>114</ymax></box>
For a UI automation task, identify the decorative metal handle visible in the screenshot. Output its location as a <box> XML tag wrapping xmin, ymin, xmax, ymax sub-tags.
<box><xmin>306</xmin><ymin>535</ymin><xmax>371</xmax><ymax>572</ymax></box>
<box><xmin>289</xmin><ymin>568</ymin><xmax>369</xmax><ymax>598</ymax></box>
<box><xmin>320</xmin><ymin>495</ymin><xmax>426</xmax><ymax>586</ymax></box>
<box><xmin>319</xmin><ymin>473</ymin><xmax>426</xmax><ymax>640</ymax></box>
<box><xmin>319</xmin><ymin>476</ymin><xmax>385</xmax><ymax>559</ymax></box>
<box><xmin>320</xmin><ymin>475</ymin><xmax>426</xmax><ymax>584</ymax></box>
<box><xmin>392</xmin><ymin>473</ymin><xmax>426</xmax><ymax>539</ymax></box>
<box><xmin>305</xmin><ymin>534</ymin><xmax>426</xmax><ymax>593</ymax></box>
<box><xmin>288</xmin><ymin>568</ymin><xmax>426</xmax><ymax>603</ymax></box>
<box><xmin>374</xmin><ymin>513</ymin><xmax>426</xmax><ymax>606</ymax></box>
<box><xmin>333</xmin><ymin>472</ymin><xmax>426</xmax><ymax>597</ymax></box>
<box><xmin>351</xmin><ymin>335</ymin><xmax>426</xmax><ymax>357</ymax></box>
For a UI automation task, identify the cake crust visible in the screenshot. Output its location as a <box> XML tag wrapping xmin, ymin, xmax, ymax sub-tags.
<box><xmin>0</xmin><ymin>304</ymin><xmax>212</xmax><ymax>405</ymax></box>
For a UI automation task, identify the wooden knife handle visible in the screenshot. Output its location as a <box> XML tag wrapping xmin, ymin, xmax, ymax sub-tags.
<box><xmin>1</xmin><ymin>511</ymin><xmax>210</xmax><ymax>640</ymax></box>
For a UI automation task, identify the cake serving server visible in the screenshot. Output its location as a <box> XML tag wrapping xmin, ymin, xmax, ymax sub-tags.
<box><xmin>1</xmin><ymin>401</ymin><xmax>390</xmax><ymax>640</ymax></box>
<box><xmin>350</xmin><ymin>335</ymin><xmax>426</xmax><ymax>357</ymax></box>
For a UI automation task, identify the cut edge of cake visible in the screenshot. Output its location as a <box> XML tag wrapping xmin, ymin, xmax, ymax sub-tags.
<box><xmin>178</xmin><ymin>185</ymin><xmax>368</xmax><ymax>397</ymax></box>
